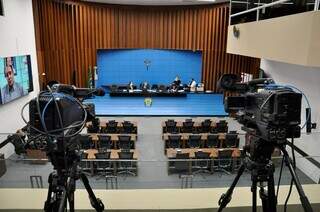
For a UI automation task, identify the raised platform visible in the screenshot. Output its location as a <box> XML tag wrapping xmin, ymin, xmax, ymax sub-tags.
<box><xmin>84</xmin><ymin>93</ymin><xmax>227</xmax><ymax>116</ymax></box>
<box><xmin>109</xmin><ymin>90</ymin><xmax>187</xmax><ymax>97</ymax></box>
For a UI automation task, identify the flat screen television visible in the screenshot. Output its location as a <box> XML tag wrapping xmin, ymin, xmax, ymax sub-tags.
<box><xmin>0</xmin><ymin>55</ymin><xmax>33</xmax><ymax>104</ymax></box>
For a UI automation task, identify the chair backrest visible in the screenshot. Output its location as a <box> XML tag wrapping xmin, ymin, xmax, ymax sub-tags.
<box><xmin>188</xmin><ymin>135</ymin><xmax>201</xmax><ymax>148</ymax></box>
<box><xmin>194</xmin><ymin>151</ymin><xmax>210</xmax><ymax>166</ymax></box>
<box><xmin>165</xmin><ymin>119</ymin><xmax>176</xmax><ymax>126</ymax></box>
<box><xmin>195</xmin><ymin>151</ymin><xmax>210</xmax><ymax>159</ymax></box>
<box><xmin>106</xmin><ymin>120</ymin><xmax>118</xmax><ymax>133</ymax></box>
<box><xmin>78</xmin><ymin>134</ymin><xmax>92</xmax><ymax>150</ymax></box>
<box><xmin>95</xmin><ymin>151</ymin><xmax>111</xmax><ymax>168</ymax></box>
<box><xmin>207</xmin><ymin>134</ymin><xmax>220</xmax><ymax>148</ymax></box>
<box><xmin>225</xmin><ymin>134</ymin><xmax>239</xmax><ymax>148</ymax></box>
<box><xmin>165</xmin><ymin>120</ymin><xmax>178</xmax><ymax>133</ymax></box>
<box><xmin>122</xmin><ymin>121</ymin><xmax>134</xmax><ymax>133</ymax></box>
<box><xmin>118</xmin><ymin>135</ymin><xmax>132</xmax><ymax>149</ymax></box>
<box><xmin>168</xmin><ymin>135</ymin><xmax>181</xmax><ymax>148</ymax></box>
<box><xmin>218</xmin><ymin>149</ymin><xmax>233</xmax><ymax>167</ymax></box>
<box><xmin>182</xmin><ymin>121</ymin><xmax>194</xmax><ymax>133</ymax></box>
<box><xmin>95</xmin><ymin>151</ymin><xmax>111</xmax><ymax>159</ymax></box>
<box><xmin>176</xmin><ymin>153</ymin><xmax>190</xmax><ymax>159</ymax></box>
<box><xmin>118</xmin><ymin>151</ymin><xmax>134</xmax><ymax>159</ymax></box>
<box><xmin>216</xmin><ymin>120</ymin><xmax>228</xmax><ymax>133</ymax></box>
<box><xmin>201</xmin><ymin>119</ymin><xmax>212</xmax><ymax>133</ymax></box>
<box><xmin>98</xmin><ymin>135</ymin><xmax>112</xmax><ymax>150</ymax></box>
<box><xmin>88</xmin><ymin>118</ymin><xmax>100</xmax><ymax>133</ymax></box>
<box><xmin>218</xmin><ymin>149</ymin><xmax>233</xmax><ymax>159</ymax></box>
<box><xmin>202</xmin><ymin>119</ymin><xmax>211</xmax><ymax>126</ymax></box>
<box><xmin>175</xmin><ymin>153</ymin><xmax>190</xmax><ymax>172</ymax></box>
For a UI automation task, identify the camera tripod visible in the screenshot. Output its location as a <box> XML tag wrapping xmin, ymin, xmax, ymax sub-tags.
<box><xmin>217</xmin><ymin>138</ymin><xmax>313</xmax><ymax>212</ymax></box>
<box><xmin>44</xmin><ymin>138</ymin><xmax>104</xmax><ymax>212</ymax></box>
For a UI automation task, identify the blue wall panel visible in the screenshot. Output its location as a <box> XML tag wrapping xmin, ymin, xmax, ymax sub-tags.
<box><xmin>96</xmin><ymin>49</ymin><xmax>202</xmax><ymax>87</ymax></box>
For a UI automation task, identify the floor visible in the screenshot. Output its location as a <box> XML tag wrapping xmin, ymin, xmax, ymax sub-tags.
<box><xmin>84</xmin><ymin>93</ymin><xmax>227</xmax><ymax>116</ymax></box>
<box><xmin>0</xmin><ymin>117</ymin><xmax>315</xmax><ymax>190</ymax></box>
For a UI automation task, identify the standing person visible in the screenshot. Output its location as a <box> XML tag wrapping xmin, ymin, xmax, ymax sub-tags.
<box><xmin>128</xmin><ymin>81</ymin><xmax>134</xmax><ymax>90</ymax></box>
<box><xmin>1</xmin><ymin>58</ymin><xmax>24</xmax><ymax>103</ymax></box>
<box><xmin>189</xmin><ymin>78</ymin><xmax>197</xmax><ymax>91</ymax></box>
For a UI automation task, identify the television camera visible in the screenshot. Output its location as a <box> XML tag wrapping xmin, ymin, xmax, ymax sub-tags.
<box><xmin>0</xmin><ymin>84</ymin><xmax>105</xmax><ymax>212</ymax></box>
<box><xmin>216</xmin><ymin>74</ymin><xmax>313</xmax><ymax>212</ymax></box>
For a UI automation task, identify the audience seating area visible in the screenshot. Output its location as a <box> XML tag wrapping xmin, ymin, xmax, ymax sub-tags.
<box><xmin>162</xmin><ymin>119</ymin><xmax>241</xmax><ymax>175</ymax></box>
<box><xmin>79</xmin><ymin>119</ymin><xmax>139</xmax><ymax>177</ymax></box>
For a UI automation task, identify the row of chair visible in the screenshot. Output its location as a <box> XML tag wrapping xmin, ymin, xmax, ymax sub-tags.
<box><xmin>77</xmin><ymin>134</ymin><xmax>135</xmax><ymax>150</ymax></box>
<box><xmin>163</xmin><ymin>119</ymin><xmax>228</xmax><ymax>134</ymax></box>
<box><xmin>88</xmin><ymin>119</ymin><xmax>137</xmax><ymax>134</ymax></box>
<box><xmin>169</xmin><ymin>149</ymin><xmax>238</xmax><ymax>175</ymax></box>
<box><xmin>166</xmin><ymin>133</ymin><xmax>239</xmax><ymax>149</ymax></box>
<box><xmin>81</xmin><ymin>150</ymin><xmax>137</xmax><ymax>176</ymax></box>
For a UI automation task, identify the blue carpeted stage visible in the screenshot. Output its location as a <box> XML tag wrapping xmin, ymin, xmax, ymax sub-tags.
<box><xmin>85</xmin><ymin>93</ymin><xmax>227</xmax><ymax>116</ymax></box>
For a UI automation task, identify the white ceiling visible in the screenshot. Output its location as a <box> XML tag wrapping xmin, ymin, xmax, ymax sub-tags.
<box><xmin>82</xmin><ymin>0</ymin><xmax>228</xmax><ymax>6</ymax></box>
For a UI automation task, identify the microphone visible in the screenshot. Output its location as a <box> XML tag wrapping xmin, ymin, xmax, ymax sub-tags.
<box><xmin>51</xmin><ymin>84</ymin><xmax>105</xmax><ymax>97</ymax></box>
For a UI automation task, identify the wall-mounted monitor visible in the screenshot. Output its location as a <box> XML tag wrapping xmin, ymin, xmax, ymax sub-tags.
<box><xmin>0</xmin><ymin>55</ymin><xmax>33</xmax><ymax>104</ymax></box>
<box><xmin>0</xmin><ymin>0</ymin><xmax>4</xmax><ymax>16</ymax></box>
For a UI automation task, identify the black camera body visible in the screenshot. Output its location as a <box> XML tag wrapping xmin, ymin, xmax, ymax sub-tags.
<box><xmin>220</xmin><ymin>74</ymin><xmax>302</xmax><ymax>143</ymax></box>
<box><xmin>29</xmin><ymin>93</ymin><xmax>96</xmax><ymax>136</ymax></box>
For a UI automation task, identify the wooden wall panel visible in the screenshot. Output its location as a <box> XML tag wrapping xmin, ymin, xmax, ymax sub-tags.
<box><xmin>33</xmin><ymin>0</ymin><xmax>260</xmax><ymax>91</ymax></box>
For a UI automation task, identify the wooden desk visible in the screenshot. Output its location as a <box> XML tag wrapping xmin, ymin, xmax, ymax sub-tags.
<box><xmin>83</xmin><ymin>149</ymin><xmax>138</xmax><ymax>175</ymax></box>
<box><xmin>166</xmin><ymin>148</ymin><xmax>240</xmax><ymax>158</ymax></box>
<box><xmin>111</xmin><ymin>150</ymin><xmax>139</xmax><ymax>160</ymax></box>
<box><xmin>84</xmin><ymin>149</ymin><xmax>138</xmax><ymax>160</ymax></box>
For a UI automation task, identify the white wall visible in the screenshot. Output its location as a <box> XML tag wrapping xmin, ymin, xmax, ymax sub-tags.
<box><xmin>0</xmin><ymin>0</ymin><xmax>39</xmax><ymax>157</ymax></box>
<box><xmin>261</xmin><ymin>59</ymin><xmax>320</xmax><ymax>183</ymax></box>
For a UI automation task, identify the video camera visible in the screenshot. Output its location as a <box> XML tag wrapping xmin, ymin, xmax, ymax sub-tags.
<box><xmin>218</xmin><ymin>74</ymin><xmax>302</xmax><ymax>144</ymax></box>
<box><xmin>27</xmin><ymin>84</ymin><xmax>104</xmax><ymax>137</ymax></box>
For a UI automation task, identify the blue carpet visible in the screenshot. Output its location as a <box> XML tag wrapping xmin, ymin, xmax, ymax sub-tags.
<box><xmin>84</xmin><ymin>93</ymin><xmax>227</xmax><ymax>116</ymax></box>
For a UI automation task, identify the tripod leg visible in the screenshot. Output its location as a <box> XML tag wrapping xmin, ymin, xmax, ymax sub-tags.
<box><xmin>44</xmin><ymin>173</ymin><xmax>54</xmax><ymax>212</ymax></box>
<box><xmin>58</xmin><ymin>188</ymin><xmax>67</xmax><ymax>212</ymax></box>
<box><xmin>66</xmin><ymin>176</ymin><xmax>76</xmax><ymax>212</ymax></box>
<box><xmin>259</xmin><ymin>174</ymin><xmax>277</xmax><ymax>212</ymax></box>
<box><xmin>280</xmin><ymin>146</ymin><xmax>313</xmax><ymax>212</ymax></box>
<box><xmin>80</xmin><ymin>173</ymin><xmax>105</xmax><ymax>212</ymax></box>
<box><xmin>68</xmin><ymin>191</ymin><xmax>75</xmax><ymax>212</ymax></box>
<box><xmin>267</xmin><ymin>174</ymin><xmax>277</xmax><ymax>212</ymax></box>
<box><xmin>218</xmin><ymin>164</ymin><xmax>245</xmax><ymax>212</ymax></box>
<box><xmin>251</xmin><ymin>180</ymin><xmax>257</xmax><ymax>212</ymax></box>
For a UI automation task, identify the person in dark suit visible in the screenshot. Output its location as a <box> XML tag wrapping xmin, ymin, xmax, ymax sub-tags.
<box><xmin>171</xmin><ymin>76</ymin><xmax>182</xmax><ymax>92</ymax></box>
<box><xmin>173</xmin><ymin>76</ymin><xmax>181</xmax><ymax>87</ymax></box>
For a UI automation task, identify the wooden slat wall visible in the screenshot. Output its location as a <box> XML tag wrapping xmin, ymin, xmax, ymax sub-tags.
<box><xmin>33</xmin><ymin>0</ymin><xmax>260</xmax><ymax>91</ymax></box>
